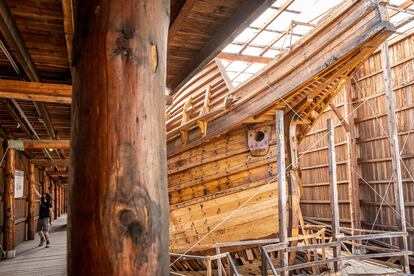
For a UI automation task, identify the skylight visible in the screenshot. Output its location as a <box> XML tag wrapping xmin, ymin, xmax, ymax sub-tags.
<box><xmin>218</xmin><ymin>0</ymin><xmax>414</xmax><ymax>88</ymax></box>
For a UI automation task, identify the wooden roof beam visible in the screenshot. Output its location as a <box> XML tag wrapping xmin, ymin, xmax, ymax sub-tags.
<box><xmin>0</xmin><ymin>0</ymin><xmax>61</xmax><ymax>157</ymax></box>
<box><xmin>169</xmin><ymin>0</ymin><xmax>274</xmax><ymax>93</ymax></box>
<box><xmin>0</xmin><ymin>79</ymin><xmax>72</xmax><ymax>104</ymax></box>
<box><xmin>0</xmin><ymin>0</ymin><xmax>39</xmax><ymax>81</ymax></box>
<box><xmin>8</xmin><ymin>139</ymin><xmax>70</xmax><ymax>150</ymax></box>
<box><xmin>217</xmin><ymin>52</ymin><xmax>273</xmax><ymax>64</ymax></box>
<box><xmin>31</xmin><ymin>159</ymin><xmax>70</xmax><ymax>167</ymax></box>
<box><xmin>61</xmin><ymin>0</ymin><xmax>74</xmax><ymax>67</ymax></box>
<box><xmin>169</xmin><ymin>0</ymin><xmax>197</xmax><ymax>41</ymax></box>
<box><xmin>47</xmin><ymin>171</ymin><xmax>69</xmax><ymax>177</ymax></box>
<box><xmin>0</xmin><ymin>79</ymin><xmax>171</xmax><ymax>104</ymax></box>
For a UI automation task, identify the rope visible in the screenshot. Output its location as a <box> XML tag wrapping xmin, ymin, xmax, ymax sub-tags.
<box><xmin>171</xmin><ymin>9</ymin><xmax>414</xmax><ymax>268</ymax></box>
<box><xmin>170</xmin><ymin>52</ymin><xmax>390</xmax><ymax>268</ymax></box>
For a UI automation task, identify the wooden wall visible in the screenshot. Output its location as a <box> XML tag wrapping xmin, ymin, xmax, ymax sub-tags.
<box><xmin>299</xmin><ymin>34</ymin><xmax>414</xmax><ymax>249</ymax></box>
<box><xmin>0</xmin><ymin>141</ymin><xmax>57</xmax><ymax>249</ymax></box>
<box><xmin>168</xmin><ymin>123</ymin><xmax>279</xmax><ymax>253</ymax></box>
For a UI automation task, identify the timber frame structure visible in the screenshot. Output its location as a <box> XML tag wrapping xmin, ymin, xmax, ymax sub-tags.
<box><xmin>0</xmin><ymin>0</ymin><xmax>413</xmax><ymax>275</ymax></box>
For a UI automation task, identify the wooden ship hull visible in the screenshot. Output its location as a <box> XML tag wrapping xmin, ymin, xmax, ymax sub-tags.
<box><xmin>167</xmin><ymin>0</ymin><xmax>395</xmax><ymax>254</ymax></box>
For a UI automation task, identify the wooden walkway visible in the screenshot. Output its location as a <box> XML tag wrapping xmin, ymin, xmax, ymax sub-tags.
<box><xmin>0</xmin><ymin>215</ymin><xmax>403</xmax><ymax>275</ymax></box>
<box><xmin>0</xmin><ymin>215</ymin><xmax>67</xmax><ymax>276</ymax></box>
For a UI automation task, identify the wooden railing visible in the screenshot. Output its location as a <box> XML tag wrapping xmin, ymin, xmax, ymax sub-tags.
<box><xmin>170</xmin><ymin>230</ymin><xmax>412</xmax><ymax>275</ymax></box>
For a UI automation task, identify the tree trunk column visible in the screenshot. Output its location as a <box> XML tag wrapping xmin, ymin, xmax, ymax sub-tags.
<box><xmin>28</xmin><ymin>163</ymin><xmax>36</xmax><ymax>240</ymax></box>
<box><xmin>52</xmin><ymin>180</ymin><xmax>57</xmax><ymax>220</ymax></box>
<box><xmin>57</xmin><ymin>184</ymin><xmax>61</xmax><ymax>217</ymax></box>
<box><xmin>4</xmin><ymin>148</ymin><xmax>15</xmax><ymax>258</ymax></box>
<box><xmin>70</xmin><ymin>1</ymin><xmax>170</xmax><ymax>275</ymax></box>
<box><xmin>42</xmin><ymin>170</ymin><xmax>49</xmax><ymax>194</ymax></box>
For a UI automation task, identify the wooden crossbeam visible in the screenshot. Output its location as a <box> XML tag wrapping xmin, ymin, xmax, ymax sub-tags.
<box><xmin>0</xmin><ymin>79</ymin><xmax>72</xmax><ymax>104</ymax></box>
<box><xmin>217</xmin><ymin>52</ymin><xmax>273</xmax><ymax>64</ymax></box>
<box><xmin>8</xmin><ymin>139</ymin><xmax>70</xmax><ymax>149</ymax></box>
<box><xmin>329</xmin><ymin>102</ymin><xmax>350</xmax><ymax>132</ymax></box>
<box><xmin>31</xmin><ymin>159</ymin><xmax>70</xmax><ymax>167</ymax></box>
<box><xmin>0</xmin><ymin>79</ymin><xmax>172</xmax><ymax>105</ymax></box>
<box><xmin>47</xmin><ymin>171</ymin><xmax>69</xmax><ymax>177</ymax></box>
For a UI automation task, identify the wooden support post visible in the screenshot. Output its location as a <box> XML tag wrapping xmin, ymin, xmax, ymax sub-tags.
<box><xmin>327</xmin><ymin>119</ymin><xmax>341</xmax><ymax>272</ymax></box>
<box><xmin>288</xmin><ymin>120</ymin><xmax>300</xmax><ymax>265</ymax></box>
<box><xmin>216</xmin><ymin>246</ymin><xmax>223</xmax><ymax>276</ymax></box>
<box><xmin>59</xmin><ymin>185</ymin><xmax>62</xmax><ymax>216</ymax></box>
<box><xmin>4</xmin><ymin>148</ymin><xmax>15</xmax><ymax>258</ymax></box>
<box><xmin>42</xmin><ymin>170</ymin><xmax>49</xmax><ymax>194</ymax></box>
<box><xmin>56</xmin><ymin>184</ymin><xmax>60</xmax><ymax>217</ymax></box>
<box><xmin>261</xmin><ymin>248</ymin><xmax>268</xmax><ymax>276</ymax></box>
<box><xmin>62</xmin><ymin>186</ymin><xmax>65</xmax><ymax>214</ymax></box>
<box><xmin>276</xmin><ymin>110</ymin><xmax>288</xmax><ymax>276</ymax></box>
<box><xmin>64</xmin><ymin>187</ymin><xmax>67</xmax><ymax>214</ymax></box>
<box><xmin>51</xmin><ymin>180</ymin><xmax>57</xmax><ymax>220</ymax></box>
<box><xmin>206</xmin><ymin>258</ymin><xmax>212</xmax><ymax>276</ymax></box>
<box><xmin>70</xmin><ymin>1</ymin><xmax>170</xmax><ymax>274</ymax></box>
<box><xmin>345</xmin><ymin>83</ymin><xmax>361</xmax><ymax>252</ymax></box>
<box><xmin>28</xmin><ymin>163</ymin><xmax>36</xmax><ymax>240</ymax></box>
<box><xmin>381</xmin><ymin>41</ymin><xmax>410</xmax><ymax>273</ymax></box>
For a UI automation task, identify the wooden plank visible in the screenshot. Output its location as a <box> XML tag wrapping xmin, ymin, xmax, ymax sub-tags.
<box><xmin>276</xmin><ymin>110</ymin><xmax>288</xmax><ymax>276</ymax></box>
<box><xmin>4</xmin><ymin>148</ymin><xmax>15</xmax><ymax>258</ymax></box>
<box><xmin>70</xmin><ymin>0</ymin><xmax>169</xmax><ymax>274</ymax></box>
<box><xmin>217</xmin><ymin>52</ymin><xmax>273</xmax><ymax>64</ymax></box>
<box><xmin>380</xmin><ymin>41</ymin><xmax>410</xmax><ymax>273</ymax></box>
<box><xmin>0</xmin><ymin>79</ymin><xmax>72</xmax><ymax>104</ymax></box>
<box><xmin>288</xmin><ymin>120</ymin><xmax>300</xmax><ymax>264</ymax></box>
<box><xmin>345</xmin><ymin>83</ymin><xmax>362</xmax><ymax>238</ymax></box>
<box><xmin>327</xmin><ymin>118</ymin><xmax>341</xmax><ymax>272</ymax></box>
<box><xmin>329</xmin><ymin>103</ymin><xmax>350</xmax><ymax>131</ymax></box>
<box><xmin>215</xmin><ymin>58</ymin><xmax>234</xmax><ymax>91</ymax></box>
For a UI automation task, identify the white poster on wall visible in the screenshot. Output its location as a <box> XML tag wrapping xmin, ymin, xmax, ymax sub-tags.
<box><xmin>15</xmin><ymin>170</ymin><xmax>24</xmax><ymax>198</ymax></box>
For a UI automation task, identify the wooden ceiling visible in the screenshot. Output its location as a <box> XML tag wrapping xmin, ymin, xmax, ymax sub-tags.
<box><xmin>0</xmin><ymin>0</ymin><xmax>272</xmax><ymax>167</ymax></box>
<box><xmin>167</xmin><ymin>0</ymin><xmax>274</xmax><ymax>93</ymax></box>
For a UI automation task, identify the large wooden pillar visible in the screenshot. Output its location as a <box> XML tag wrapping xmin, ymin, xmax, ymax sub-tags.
<box><xmin>4</xmin><ymin>148</ymin><xmax>15</xmax><ymax>258</ymax></box>
<box><xmin>42</xmin><ymin>170</ymin><xmax>49</xmax><ymax>194</ymax></box>
<box><xmin>62</xmin><ymin>186</ymin><xmax>68</xmax><ymax>214</ymax></box>
<box><xmin>381</xmin><ymin>41</ymin><xmax>410</xmax><ymax>273</ymax></box>
<box><xmin>57</xmin><ymin>184</ymin><xmax>61</xmax><ymax>217</ymax></box>
<box><xmin>28</xmin><ymin>163</ymin><xmax>36</xmax><ymax>240</ymax></box>
<box><xmin>51</xmin><ymin>180</ymin><xmax>57</xmax><ymax>219</ymax></box>
<box><xmin>70</xmin><ymin>1</ymin><xmax>170</xmax><ymax>275</ymax></box>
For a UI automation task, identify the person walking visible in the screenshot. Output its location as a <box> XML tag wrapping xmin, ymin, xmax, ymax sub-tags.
<box><xmin>34</xmin><ymin>187</ymin><xmax>54</xmax><ymax>248</ymax></box>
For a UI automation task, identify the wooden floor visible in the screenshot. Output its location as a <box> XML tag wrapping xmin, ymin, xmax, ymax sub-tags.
<box><xmin>0</xmin><ymin>215</ymin><xmax>67</xmax><ymax>276</ymax></box>
<box><xmin>0</xmin><ymin>215</ymin><xmax>403</xmax><ymax>275</ymax></box>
